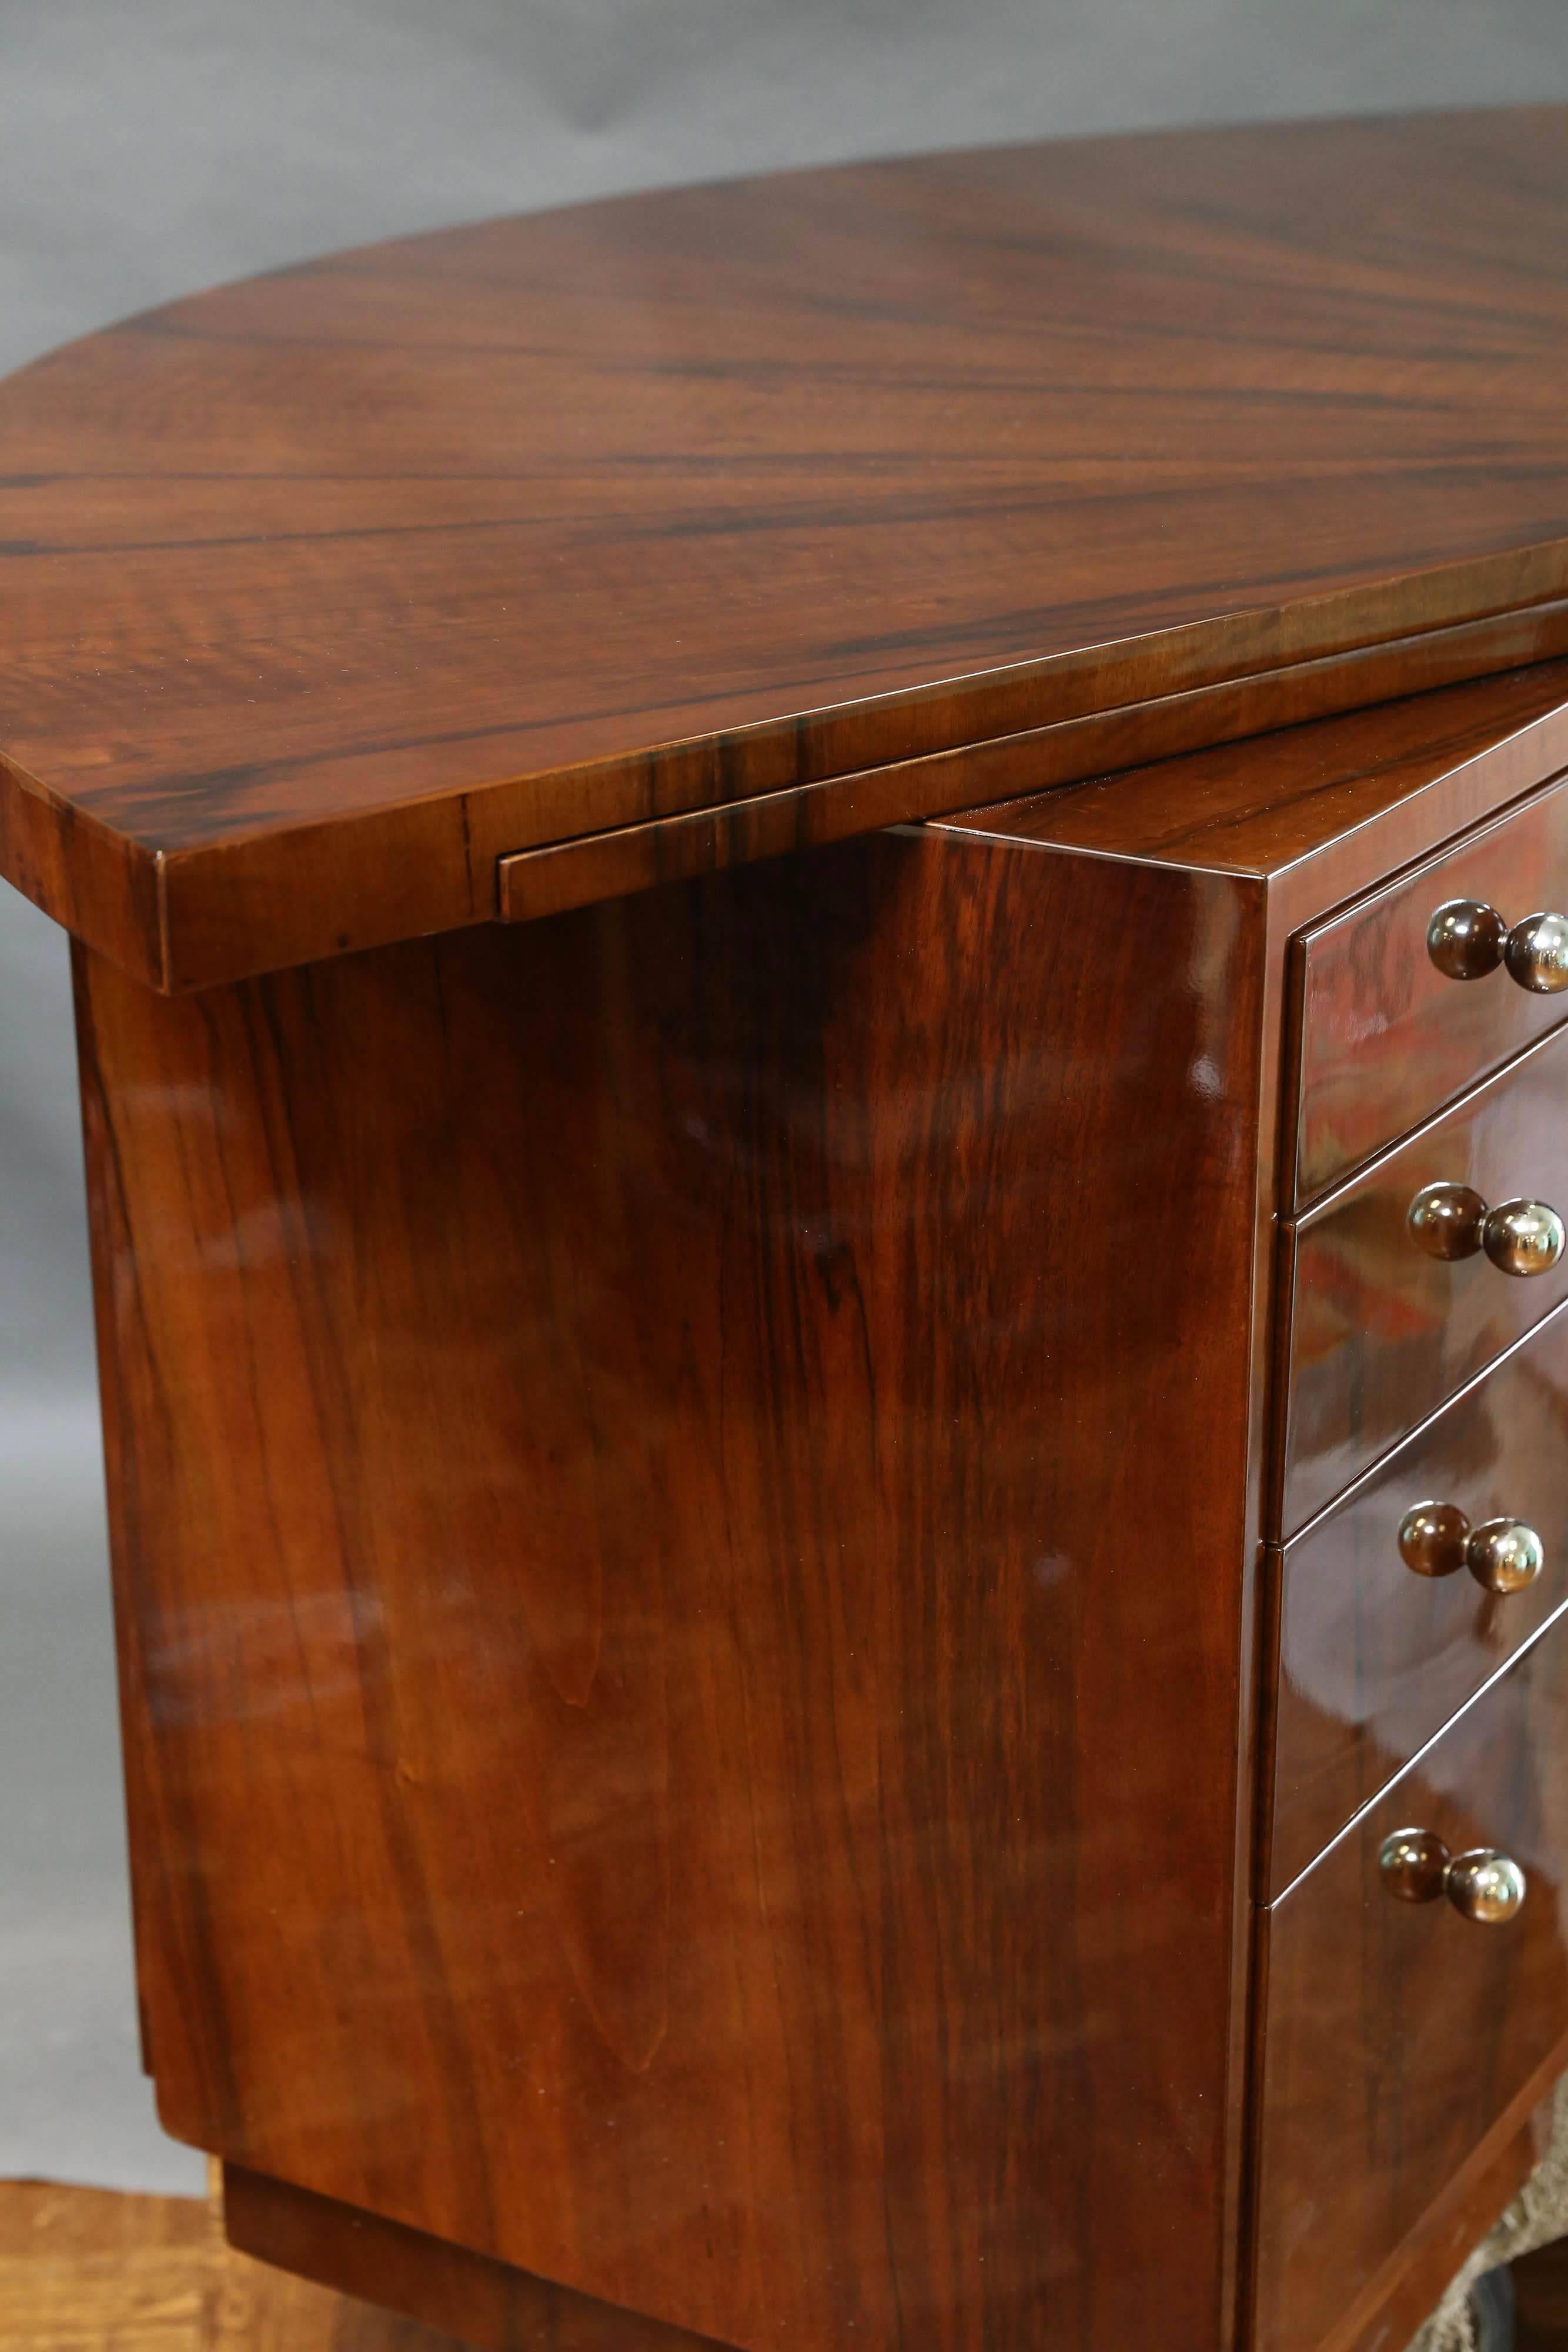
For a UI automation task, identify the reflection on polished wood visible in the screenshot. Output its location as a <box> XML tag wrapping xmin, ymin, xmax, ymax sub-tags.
<box><xmin>1296</xmin><ymin>773</ymin><xmax>1568</xmax><ymax>1204</ymax></box>
<box><xmin>1285</xmin><ymin>2093</ymin><xmax>1557</xmax><ymax>2352</ymax></box>
<box><xmin>948</xmin><ymin>660</ymin><xmax>1568</xmax><ymax>886</ymax></box>
<box><xmin>1256</xmin><ymin>1626</ymin><xmax>1568</xmax><ymax>2352</ymax></box>
<box><xmin>1407</xmin><ymin>1184</ymin><xmax>1567</xmax><ymax>1278</ymax></box>
<box><xmin>492</xmin><ymin>609</ymin><xmax>1568</xmax><ymax>936</ymax></box>
<box><xmin>225</xmin><ymin>2164</ymin><xmax>724</xmax><ymax>2352</ymax></box>
<box><xmin>76</xmin><ymin>826</ymin><xmax>1267</xmax><ymax>2352</ymax></box>
<box><xmin>63</xmin><ymin>644</ymin><xmax>1568</xmax><ymax>2352</ymax></box>
<box><xmin>1271</xmin><ymin>1304</ymin><xmax>1568</xmax><ymax>1895</ymax></box>
<box><xmin>6</xmin><ymin>113</ymin><xmax>1568</xmax><ymax>984</ymax></box>
<box><xmin>1282</xmin><ymin>1024</ymin><xmax>1568</xmax><ymax>1536</ymax></box>
<box><xmin>1378</xmin><ymin>1828</ymin><xmax>1529</xmax><ymax>1923</ymax></box>
<box><xmin>4</xmin><ymin>95</ymin><xmax>1568</xmax><ymax>2352</ymax></box>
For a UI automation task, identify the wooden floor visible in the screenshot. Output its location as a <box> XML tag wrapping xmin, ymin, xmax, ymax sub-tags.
<box><xmin>5</xmin><ymin>2171</ymin><xmax>1568</xmax><ymax>2351</ymax></box>
<box><xmin>0</xmin><ymin>2173</ymin><xmax>470</xmax><ymax>2350</ymax></box>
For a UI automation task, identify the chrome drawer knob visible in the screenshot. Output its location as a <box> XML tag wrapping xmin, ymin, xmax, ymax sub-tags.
<box><xmin>1398</xmin><ymin>1502</ymin><xmax>1544</xmax><ymax>1593</ymax></box>
<box><xmin>1483</xmin><ymin>1197</ymin><xmax>1567</xmax><ymax>1275</ymax></box>
<box><xmin>1427</xmin><ymin>899</ymin><xmax>1568</xmax><ymax>993</ymax></box>
<box><xmin>1408</xmin><ymin>1182</ymin><xmax>1566</xmax><ymax>1275</ymax></box>
<box><xmin>1507</xmin><ymin>910</ymin><xmax>1568</xmax><ymax>994</ymax></box>
<box><xmin>1379</xmin><ymin>1828</ymin><xmax>1526</xmax><ymax>1923</ymax></box>
<box><xmin>1446</xmin><ymin>1850</ymin><xmax>1527</xmax><ymax>1925</ymax></box>
<box><xmin>1467</xmin><ymin>1517</ymin><xmax>1546</xmax><ymax>1595</ymax></box>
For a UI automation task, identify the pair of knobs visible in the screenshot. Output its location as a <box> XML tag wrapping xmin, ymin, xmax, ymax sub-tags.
<box><xmin>1380</xmin><ymin>1829</ymin><xmax>1526</xmax><ymax>1924</ymax></box>
<box><xmin>1395</xmin><ymin>1499</ymin><xmax>1543</xmax><ymax>1917</ymax></box>
<box><xmin>1408</xmin><ymin>1183</ymin><xmax>1566</xmax><ymax>1277</ymax></box>
<box><xmin>1427</xmin><ymin>900</ymin><xmax>1568</xmax><ymax>991</ymax></box>
<box><xmin>1418</xmin><ymin>900</ymin><xmax>1568</xmax><ymax>1269</ymax></box>
<box><xmin>1398</xmin><ymin>1503</ymin><xmax>1544</xmax><ymax>1594</ymax></box>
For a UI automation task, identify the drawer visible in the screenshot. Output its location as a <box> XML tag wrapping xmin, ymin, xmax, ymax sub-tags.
<box><xmin>1253</xmin><ymin>1622</ymin><xmax>1568</xmax><ymax>2352</ymax></box>
<box><xmin>1295</xmin><ymin>770</ymin><xmax>1568</xmax><ymax>1206</ymax></box>
<box><xmin>1271</xmin><ymin>1299</ymin><xmax>1568</xmax><ymax>1896</ymax></box>
<box><xmin>1282</xmin><ymin>1020</ymin><xmax>1568</xmax><ymax>1538</ymax></box>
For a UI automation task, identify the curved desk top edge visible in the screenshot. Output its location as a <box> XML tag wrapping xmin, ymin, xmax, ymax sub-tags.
<box><xmin>4</xmin><ymin>105</ymin><xmax>1568</xmax><ymax>988</ymax></box>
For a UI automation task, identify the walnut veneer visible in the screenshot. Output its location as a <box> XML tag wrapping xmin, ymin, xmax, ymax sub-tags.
<box><xmin>9</xmin><ymin>109</ymin><xmax>1568</xmax><ymax>2352</ymax></box>
<box><xmin>4</xmin><ymin>110</ymin><xmax>1568</xmax><ymax>987</ymax></box>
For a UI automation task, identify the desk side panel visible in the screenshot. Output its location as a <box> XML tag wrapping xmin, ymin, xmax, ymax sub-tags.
<box><xmin>72</xmin><ymin>834</ymin><xmax>1264</xmax><ymax>2352</ymax></box>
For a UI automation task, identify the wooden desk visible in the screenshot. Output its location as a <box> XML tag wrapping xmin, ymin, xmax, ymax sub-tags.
<box><xmin>7</xmin><ymin>104</ymin><xmax>1568</xmax><ymax>2352</ymax></box>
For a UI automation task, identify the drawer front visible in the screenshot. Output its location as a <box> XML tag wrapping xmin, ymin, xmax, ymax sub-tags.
<box><xmin>1254</xmin><ymin>1625</ymin><xmax>1568</xmax><ymax>2352</ymax></box>
<box><xmin>1295</xmin><ymin>771</ymin><xmax>1568</xmax><ymax>1205</ymax></box>
<box><xmin>1282</xmin><ymin>1021</ymin><xmax>1568</xmax><ymax>1538</ymax></box>
<box><xmin>1272</xmin><ymin>1300</ymin><xmax>1568</xmax><ymax>1896</ymax></box>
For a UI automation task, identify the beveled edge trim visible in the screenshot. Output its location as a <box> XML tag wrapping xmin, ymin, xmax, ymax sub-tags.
<box><xmin>497</xmin><ymin>593</ymin><xmax>1568</xmax><ymax>945</ymax></box>
<box><xmin>26</xmin><ymin>554</ymin><xmax>1567</xmax><ymax>993</ymax></box>
<box><xmin>18</xmin><ymin>556</ymin><xmax>1568</xmax><ymax>992</ymax></box>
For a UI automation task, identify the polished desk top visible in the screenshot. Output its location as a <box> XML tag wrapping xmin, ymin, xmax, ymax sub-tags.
<box><xmin>14</xmin><ymin>122</ymin><xmax>1568</xmax><ymax>2334</ymax></box>
<box><xmin>4</xmin><ymin>106</ymin><xmax>1568</xmax><ymax>991</ymax></box>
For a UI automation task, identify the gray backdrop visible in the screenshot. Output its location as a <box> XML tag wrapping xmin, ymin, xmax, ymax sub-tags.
<box><xmin>3</xmin><ymin>0</ymin><xmax>1567</xmax><ymax>2197</ymax></box>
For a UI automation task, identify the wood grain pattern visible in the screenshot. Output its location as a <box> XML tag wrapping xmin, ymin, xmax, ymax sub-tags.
<box><xmin>7</xmin><ymin>108</ymin><xmax>1568</xmax><ymax>984</ymax></box>
<box><xmin>496</xmin><ymin>606</ymin><xmax>1568</xmax><ymax>937</ymax></box>
<box><xmin>1255</xmin><ymin>1619</ymin><xmax>1568</xmax><ymax>2352</ymax></box>
<box><xmin>225</xmin><ymin>2165</ymin><xmax>728</xmax><ymax>2352</ymax></box>
<box><xmin>933</xmin><ymin>657</ymin><xmax>1568</xmax><ymax>886</ymax></box>
<box><xmin>75</xmin><ymin>824</ymin><xmax>1268</xmax><ymax>2352</ymax></box>
<box><xmin>0</xmin><ymin>2171</ymin><xmax>471</xmax><ymax>2351</ymax></box>
<box><xmin>0</xmin><ymin>2178</ymin><xmax>212</xmax><ymax>2352</ymax></box>
<box><xmin>1296</xmin><ymin>2080</ymin><xmax>1556</xmax><ymax>2352</ymax></box>
<box><xmin>1271</xmin><ymin>1299</ymin><xmax>1568</xmax><ymax>1896</ymax></box>
<box><xmin>1295</xmin><ymin>773</ymin><xmax>1568</xmax><ymax>1205</ymax></box>
<box><xmin>1282</xmin><ymin>1020</ymin><xmax>1568</xmax><ymax>1536</ymax></box>
<box><xmin>61</xmin><ymin>643</ymin><xmax>1568</xmax><ymax>2347</ymax></box>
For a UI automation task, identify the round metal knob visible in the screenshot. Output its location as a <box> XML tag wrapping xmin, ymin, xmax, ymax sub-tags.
<box><xmin>1466</xmin><ymin>1517</ymin><xmax>1545</xmax><ymax>1595</ymax></box>
<box><xmin>1379</xmin><ymin>1829</ymin><xmax>1527</xmax><ymax>1923</ymax></box>
<box><xmin>1427</xmin><ymin>899</ymin><xmax>1568</xmax><ymax>991</ymax></box>
<box><xmin>1445</xmin><ymin>1849</ymin><xmax>1527</xmax><ymax>1924</ymax></box>
<box><xmin>1380</xmin><ymin>1826</ymin><xmax>1451</xmax><ymax>1902</ymax></box>
<box><xmin>1398</xmin><ymin>1501</ymin><xmax>1472</xmax><ymax>1578</ymax></box>
<box><xmin>1398</xmin><ymin>1502</ymin><xmax>1545</xmax><ymax>1593</ymax></box>
<box><xmin>1505</xmin><ymin>911</ymin><xmax>1568</xmax><ymax>995</ymax></box>
<box><xmin>1427</xmin><ymin>900</ymin><xmax>1508</xmax><ymax>980</ymax></box>
<box><xmin>1483</xmin><ymin>1198</ymin><xmax>1567</xmax><ymax>1277</ymax></box>
<box><xmin>1408</xmin><ymin>1184</ymin><xmax>1565</xmax><ymax>1276</ymax></box>
<box><xmin>1408</xmin><ymin>1181</ymin><xmax>1487</xmax><ymax>1259</ymax></box>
